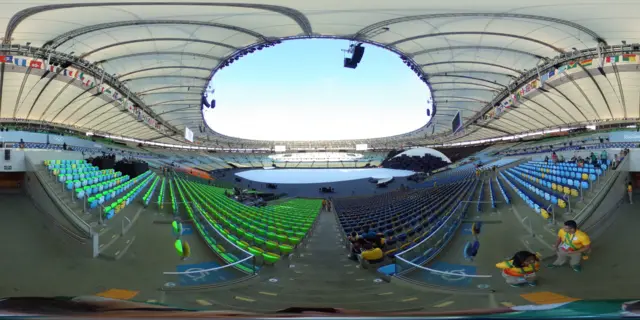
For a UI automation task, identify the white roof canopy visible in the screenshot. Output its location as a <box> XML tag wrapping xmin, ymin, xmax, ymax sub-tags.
<box><xmin>0</xmin><ymin>0</ymin><xmax>637</xmax><ymax>148</ymax></box>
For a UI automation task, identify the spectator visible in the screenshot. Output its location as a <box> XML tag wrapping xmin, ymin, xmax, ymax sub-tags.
<box><xmin>496</xmin><ymin>251</ymin><xmax>540</xmax><ymax>287</ymax></box>
<box><xmin>628</xmin><ymin>182</ymin><xmax>633</xmax><ymax>204</ymax></box>
<box><xmin>361</xmin><ymin>225</ymin><xmax>377</xmax><ymax>243</ymax></box>
<box><xmin>348</xmin><ymin>236</ymin><xmax>365</xmax><ymax>261</ymax></box>
<box><xmin>19</xmin><ymin>139</ymin><xmax>25</xmax><ymax>149</ymax></box>
<box><xmin>600</xmin><ymin>149</ymin><xmax>608</xmax><ymax>160</ymax></box>
<box><xmin>548</xmin><ymin>220</ymin><xmax>591</xmax><ymax>272</ymax></box>
<box><xmin>544</xmin><ymin>155</ymin><xmax>549</xmax><ymax>163</ymax></box>
<box><xmin>551</xmin><ymin>152</ymin><xmax>558</xmax><ymax>163</ymax></box>
<box><xmin>558</xmin><ymin>154</ymin><xmax>565</xmax><ymax>162</ymax></box>
<box><xmin>358</xmin><ymin>242</ymin><xmax>384</xmax><ymax>268</ymax></box>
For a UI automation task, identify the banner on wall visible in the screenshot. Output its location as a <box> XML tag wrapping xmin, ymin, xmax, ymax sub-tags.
<box><xmin>0</xmin><ymin>55</ymin><xmax>170</xmax><ymax>135</ymax></box>
<box><xmin>609</xmin><ymin>131</ymin><xmax>640</xmax><ymax>143</ymax></box>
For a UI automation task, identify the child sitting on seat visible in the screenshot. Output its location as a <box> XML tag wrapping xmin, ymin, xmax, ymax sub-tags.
<box><xmin>496</xmin><ymin>251</ymin><xmax>540</xmax><ymax>287</ymax></box>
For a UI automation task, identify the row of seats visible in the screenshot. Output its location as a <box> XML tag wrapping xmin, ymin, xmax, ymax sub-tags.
<box><xmin>45</xmin><ymin>159</ymin><xmax>155</xmax><ymax>220</ymax></box>
<box><xmin>495</xmin><ymin>176</ymin><xmax>511</xmax><ymax>204</ymax></box>
<box><xmin>341</xmin><ymin>179</ymin><xmax>475</xmax><ymax>259</ymax></box>
<box><xmin>405</xmin><ymin>180</ymin><xmax>478</xmax><ymax>266</ymax></box>
<box><xmin>85</xmin><ymin>171</ymin><xmax>152</xmax><ymax>211</ymax></box>
<box><xmin>102</xmin><ymin>171</ymin><xmax>156</xmax><ymax>219</ymax></box>
<box><xmin>489</xmin><ymin>179</ymin><xmax>496</xmax><ymax>209</ymax></box>
<box><xmin>384</xmin><ymin>179</ymin><xmax>476</xmax><ymax>259</ymax></box>
<box><xmin>515</xmin><ymin>164</ymin><xmax>588</xmax><ymax>193</ymax></box>
<box><xmin>501</xmin><ymin>171</ymin><xmax>555</xmax><ymax>220</ymax></box>
<box><xmin>173</xmin><ymin>177</ymin><xmax>256</xmax><ymax>273</ymax></box>
<box><xmin>143</xmin><ymin>176</ymin><xmax>160</xmax><ymax>207</ymax></box>
<box><xmin>339</xmin><ymin>181</ymin><xmax>467</xmax><ymax>234</ymax></box>
<box><xmin>477</xmin><ymin>180</ymin><xmax>485</xmax><ymax>212</ymax></box>
<box><xmin>173</xmin><ymin>175</ymin><xmax>319</xmax><ymax>266</ymax></box>
<box><xmin>157</xmin><ymin>178</ymin><xmax>166</xmax><ymax>208</ymax></box>
<box><xmin>169</xmin><ymin>179</ymin><xmax>177</xmax><ymax>214</ymax></box>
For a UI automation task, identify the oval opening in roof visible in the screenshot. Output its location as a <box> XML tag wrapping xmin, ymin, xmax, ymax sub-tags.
<box><xmin>202</xmin><ymin>39</ymin><xmax>432</xmax><ymax>141</ymax></box>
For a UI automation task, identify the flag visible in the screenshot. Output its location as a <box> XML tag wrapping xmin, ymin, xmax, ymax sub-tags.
<box><xmin>566</xmin><ymin>61</ymin><xmax>578</xmax><ymax>69</ymax></box>
<box><xmin>606</xmin><ymin>56</ymin><xmax>620</xmax><ymax>63</ymax></box>
<box><xmin>623</xmin><ymin>54</ymin><xmax>637</xmax><ymax>62</ymax></box>
<box><xmin>580</xmin><ymin>59</ymin><xmax>593</xmax><ymax>67</ymax></box>
<box><xmin>29</xmin><ymin>60</ymin><xmax>43</xmax><ymax>69</ymax></box>
<box><xmin>0</xmin><ymin>56</ymin><xmax>12</xmax><ymax>63</ymax></box>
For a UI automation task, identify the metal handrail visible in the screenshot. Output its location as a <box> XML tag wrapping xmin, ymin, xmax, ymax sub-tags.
<box><xmin>26</xmin><ymin>157</ymin><xmax>93</xmax><ymax>236</ymax></box>
<box><xmin>574</xmin><ymin>157</ymin><xmax>625</xmax><ymax>225</ymax></box>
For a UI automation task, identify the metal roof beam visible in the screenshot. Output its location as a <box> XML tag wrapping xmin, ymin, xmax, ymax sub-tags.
<box><xmin>421</xmin><ymin>61</ymin><xmax>523</xmax><ymax>75</ymax></box>
<box><xmin>430</xmin><ymin>81</ymin><xmax>504</xmax><ymax>91</ymax></box>
<box><xmin>389</xmin><ymin>32</ymin><xmax>564</xmax><ymax>53</ymax></box>
<box><xmin>411</xmin><ymin>45</ymin><xmax>546</xmax><ymax>60</ymax></box>
<box><xmin>80</xmin><ymin>38</ymin><xmax>238</xmax><ymax>59</ymax></box>
<box><xmin>125</xmin><ymin>75</ymin><xmax>209</xmax><ymax>82</ymax></box>
<box><xmin>118</xmin><ymin>66</ymin><xmax>211</xmax><ymax>79</ymax></box>
<box><xmin>427</xmin><ymin>70</ymin><xmax>518</xmax><ymax>79</ymax></box>
<box><xmin>355</xmin><ymin>12</ymin><xmax>605</xmax><ymax>44</ymax></box>
<box><xmin>428</xmin><ymin>75</ymin><xmax>508</xmax><ymax>88</ymax></box>
<box><xmin>137</xmin><ymin>85</ymin><xmax>196</xmax><ymax>95</ymax></box>
<box><xmin>96</xmin><ymin>51</ymin><xmax>221</xmax><ymax>64</ymax></box>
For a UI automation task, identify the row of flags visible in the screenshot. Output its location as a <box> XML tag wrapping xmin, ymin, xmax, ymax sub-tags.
<box><xmin>481</xmin><ymin>54</ymin><xmax>639</xmax><ymax>122</ymax></box>
<box><xmin>0</xmin><ymin>55</ymin><xmax>169</xmax><ymax>134</ymax></box>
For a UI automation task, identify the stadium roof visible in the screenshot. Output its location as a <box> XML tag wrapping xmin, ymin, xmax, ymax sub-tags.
<box><xmin>0</xmin><ymin>0</ymin><xmax>638</xmax><ymax>148</ymax></box>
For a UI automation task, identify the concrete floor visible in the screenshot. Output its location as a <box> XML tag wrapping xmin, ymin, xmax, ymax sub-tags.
<box><xmin>2</xmin><ymin>174</ymin><xmax>638</xmax><ymax>313</ymax></box>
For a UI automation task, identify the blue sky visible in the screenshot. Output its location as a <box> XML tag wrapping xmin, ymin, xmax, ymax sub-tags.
<box><xmin>202</xmin><ymin>39</ymin><xmax>432</xmax><ymax>141</ymax></box>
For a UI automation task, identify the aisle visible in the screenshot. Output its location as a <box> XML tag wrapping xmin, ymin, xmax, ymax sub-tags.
<box><xmin>166</xmin><ymin>208</ymin><xmax>457</xmax><ymax>312</ymax></box>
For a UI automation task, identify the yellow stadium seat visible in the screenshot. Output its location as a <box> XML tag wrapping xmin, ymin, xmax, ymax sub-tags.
<box><xmin>552</xmin><ymin>183</ymin><xmax>557</xmax><ymax>191</ymax></box>
<box><xmin>541</xmin><ymin>173</ymin><xmax>545</xmax><ymax>178</ymax></box>
<box><xmin>571</xmin><ymin>189</ymin><xmax>579</xmax><ymax>197</ymax></box>
<box><xmin>541</xmin><ymin>208</ymin><xmax>550</xmax><ymax>219</ymax></box>
<box><xmin>582</xmin><ymin>173</ymin><xmax>589</xmax><ymax>180</ymax></box>
<box><xmin>558</xmin><ymin>199</ymin><xmax>567</xmax><ymax>209</ymax></box>
<box><xmin>563</xmin><ymin>187</ymin><xmax>570</xmax><ymax>195</ymax></box>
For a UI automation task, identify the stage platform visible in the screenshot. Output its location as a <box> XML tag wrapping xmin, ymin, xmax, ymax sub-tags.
<box><xmin>235</xmin><ymin>168</ymin><xmax>414</xmax><ymax>184</ymax></box>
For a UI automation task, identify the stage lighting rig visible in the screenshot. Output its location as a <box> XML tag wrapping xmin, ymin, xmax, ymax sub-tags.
<box><xmin>343</xmin><ymin>42</ymin><xmax>365</xmax><ymax>69</ymax></box>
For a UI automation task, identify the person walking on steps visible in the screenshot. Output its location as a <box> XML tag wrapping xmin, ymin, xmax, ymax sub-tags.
<box><xmin>496</xmin><ymin>251</ymin><xmax>540</xmax><ymax>287</ymax></box>
<box><xmin>548</xmin><ymin>220</ymin><xmax>591</xmax><ymax>272</ymax></box>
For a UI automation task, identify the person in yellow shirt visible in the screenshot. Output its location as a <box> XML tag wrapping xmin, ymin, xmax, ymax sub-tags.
<box><xmin>628</xmin><ymin>182</ymin><xmax>633</xmax><ymax>204</ymax></box>
<box><xmin>358</xmin><ymin>243</ymin><xmax>384</xmax><ymax>268</ymax></box>
<box><xmin>496</xmin><ymin>251</ymin><xmax>540</xmax><ymax>287</ymax></box>
<box><xmin>548</xmin><ymin>220</ymin><xmax>590</xmax><ymax>272</ymax></box>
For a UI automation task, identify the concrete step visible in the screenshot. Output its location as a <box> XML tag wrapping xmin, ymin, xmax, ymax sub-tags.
<box><xmin>97</xmin><ymin>204</ymin><xmax>146</xmax><ymax>255</ymax></box>
<box><xmin>99</xmin><ymin>234</ymin><xmax>136</xmax><ymax>260</ymax></box>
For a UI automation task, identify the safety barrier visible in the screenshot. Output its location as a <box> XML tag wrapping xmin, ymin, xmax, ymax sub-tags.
<box><xmin>394</xmin><ymin>192</ymin><xmax>493</xmax><ymax>291</ymax></box>
<box><xmin>161</xmin><ymin>201</ymin><xmax>256</xmax><ymax>290</ymax></box>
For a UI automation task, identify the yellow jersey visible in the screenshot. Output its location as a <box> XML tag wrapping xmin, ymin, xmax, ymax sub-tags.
<box><xmin>496</xmin><ymin>260</ymin><xmax>540</xmax><ymax>277</ymax></box>
<box><xmin>557</xmin><ymin>229</ymin><xmax>590</xmax><ymax>251</ymax></box>
<box><xmin>361</xmin><ymin>248</ymin><xmax>384</xmax><ymax>261</ymax></box>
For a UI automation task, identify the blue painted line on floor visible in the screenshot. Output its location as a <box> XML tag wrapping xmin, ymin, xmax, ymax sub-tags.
<box><xmin>171</xmin><ymin>226</ymin><xmax>193</xmax><ymax>236</ymax></box>
<box><xmin>419</xmin><ymin>261</ymin><xmax>477</xmax><ymax>287</ymax></box>
<box><xmin>176</xmin><ymin>261</ymin><xmax>229</xmax><ymax>286</ymax></box>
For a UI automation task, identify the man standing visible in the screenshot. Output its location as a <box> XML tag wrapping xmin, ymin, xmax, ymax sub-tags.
<box><xmin>548</xmin><ymin>220</ymin><xmax>591</xmax><ymax>272</ymax></box>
